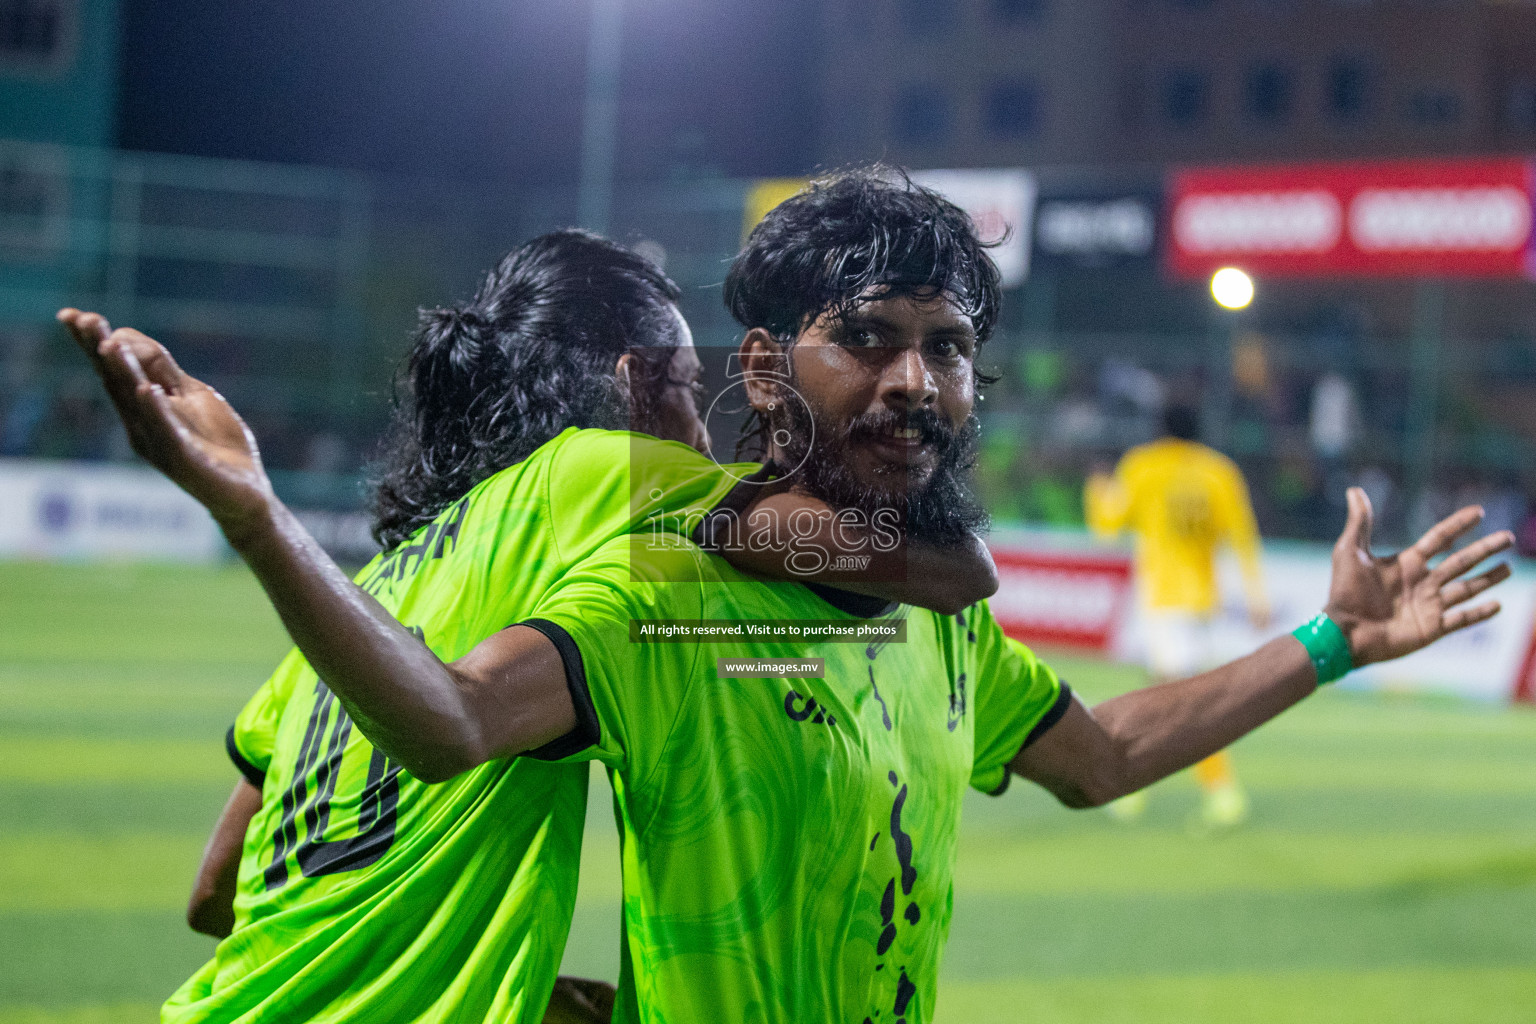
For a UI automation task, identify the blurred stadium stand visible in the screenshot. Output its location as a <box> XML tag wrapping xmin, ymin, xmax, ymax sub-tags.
<box><xmin>0</xmin><ymin>141</ymin><xmax>752</xmax><ymax>528</ymax></box>
<box><xmin>3</xmin><ymin>140</ymin><xmax>1536</xmax><ymax>557</ymax></box>
<box><xmin>4</xmin><ymin>0</ymin><xmax>1534</xmax><ymax>558</ymax></box>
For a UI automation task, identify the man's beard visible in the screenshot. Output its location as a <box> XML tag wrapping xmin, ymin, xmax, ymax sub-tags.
<box><xmin>768</xmin><ymin>380</ymin><xmax>989</xmax><ymax>546</ymax></box>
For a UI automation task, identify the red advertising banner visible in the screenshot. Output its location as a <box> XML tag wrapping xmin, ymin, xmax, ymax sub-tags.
<box><xmin>1167</xmin><ymin>157</ymin><xmax>1536</xmax><ymax>280</ymax></box>
<box><xmin>988</xmin><ymin>545</ymin><xmax>1133</xmax><ymax>651</ymax></box>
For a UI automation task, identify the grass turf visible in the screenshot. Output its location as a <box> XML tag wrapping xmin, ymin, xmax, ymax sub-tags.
<box><xmin>1</xmin><ymin>560</ymin><xmax>1534</xmax><ymax>1021</ymax></box>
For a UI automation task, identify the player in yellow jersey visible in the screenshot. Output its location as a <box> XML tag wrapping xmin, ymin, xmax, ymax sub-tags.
<box><xmin>1086</xmin><ymin>404</ymin><xmax>1269</xmax><ymax>828</ymax></box>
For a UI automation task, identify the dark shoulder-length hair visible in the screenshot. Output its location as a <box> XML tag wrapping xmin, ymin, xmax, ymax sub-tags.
<box><xmin>369</xmin><ymin>229</ymin><xmax>683</xmax><ymax>549</ymax></box>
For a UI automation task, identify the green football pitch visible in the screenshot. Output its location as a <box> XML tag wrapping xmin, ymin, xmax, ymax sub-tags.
<box><xmin>2</xmin><ymin>560</ymin><xmax>1534</xmax><ymax>1023</ymax></box>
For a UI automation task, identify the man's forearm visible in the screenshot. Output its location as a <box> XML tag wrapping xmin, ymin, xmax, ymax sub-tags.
<box><xmin>828</xmin><ymin>532</ymin><xmax>998</xmax><ymax>614</ymax></box>
<box><xmin>222</xmin><ymin>500</ymin><xmax>495</xmax><ymax>780</ymax></box>
<box><xmin>1013</xmin><ymin>635</ymin><xmax>1316</xmax><ymax>807</ymax></box>
<box><xmin>723</xmin><ymin>491</ymin><xmax>999</xmax><ymax>612</ymax></box>
<box><xmin>1018</xmin><ymin>490</ymin><xmax>1512</xmax><ymax>808</ymax></box>
<box><xmin>1091</xmin><ymin>635</ymin><xmax>1314</xmax><ymax>796</ymax></box>
<box><xmin>60</xmin><ymin>312</ymin><xmax>566</xmax><ymax>781</ymax></box>
<box><xmin>188</xmin><ymin>779</ymin><xmax>262</xmax><ymax>937</ymax></box>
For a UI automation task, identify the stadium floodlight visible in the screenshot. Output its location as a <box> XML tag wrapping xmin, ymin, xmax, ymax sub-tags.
<box><xmin>1210</xmin><ymin>267</ymin><xmax>1255</xmax><ymax>310</ymax></box>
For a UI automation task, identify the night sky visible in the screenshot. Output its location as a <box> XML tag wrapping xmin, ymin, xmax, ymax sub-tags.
<box><xmin>118</xmin><ymin>0</ymin><xmax>819</xmax><ymax>185</ymax></box>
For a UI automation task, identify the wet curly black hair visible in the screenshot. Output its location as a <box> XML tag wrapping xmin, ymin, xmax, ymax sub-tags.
<box><xmin>369</xmin><ymin>229</ymin><xmax>683</xmax><ymax>549</ymax></box>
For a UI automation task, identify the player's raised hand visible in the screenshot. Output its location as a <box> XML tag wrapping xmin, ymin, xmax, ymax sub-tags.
<box><xmin>1324</xmin><ymin>486</ymin><xmax>1513</xmax><ymax>667</ymax></box>
<box><xmin>57</xmin><ymin>309</ymin><xmax>274</xmax><ymax>531</ymax></box>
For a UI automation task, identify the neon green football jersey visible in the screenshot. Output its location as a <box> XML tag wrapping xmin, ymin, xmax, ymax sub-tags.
<box><xmin>163</xmin><ymin>429</ymin><xmax>755</xmax><ymax>1024</ymax></box>
<box><xmin>523</xmin><ymin>536</ymin><xmax>1070</xmax><ymax>1024</ymax></box>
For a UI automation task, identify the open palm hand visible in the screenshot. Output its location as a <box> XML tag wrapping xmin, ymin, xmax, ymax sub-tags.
<box><xmin>1325</xmin><ymin>487</ymin><xmax>1512</xmax><ymax>667</ymax></box>
<box><xmin>58</xmin><ymin>309</ymin><xmax>274</xmax><ymax>531</ymax></box>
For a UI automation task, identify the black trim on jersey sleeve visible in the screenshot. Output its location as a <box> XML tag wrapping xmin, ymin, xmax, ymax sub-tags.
<box><xmin>225</xmin><ymin>726</ymin><xmax>267</xmax><ymax>789</ymax></box>
<box><xmin>1023</xmin><ymin>680</ymin><xmax>1073</xmax><ymax>750</ymax></box>
<box><xmin>985</xmin><ymin>681</ymin><xmax>1074</xmax><ymax>798</ymax></box>
<box><xmin>518</xmin><ymin>618</ymin><xmax>601</xmax><ymax>761</ymax></box>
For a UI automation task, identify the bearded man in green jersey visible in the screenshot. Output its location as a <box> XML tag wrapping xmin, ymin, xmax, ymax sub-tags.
<box><xmin>70</xmin><ymin>171</ymin><xmax>1513</xmax><ymax>1024</ymax></box>
<box><xmin>58</xmin><ymin>229</ymin><xmax>994</xmax><ymax>1023</ymax></box>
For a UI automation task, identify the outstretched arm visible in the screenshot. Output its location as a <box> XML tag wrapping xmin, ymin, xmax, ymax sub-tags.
<box><xmin>59</xmin><ymin>311</ymin><xmax>575</xmax><ymax>783</ymax></box>
<box><xmin>1011</xmin><ymin>489</ymin><xmax>1512</xmax><ymax>807</ymax></box>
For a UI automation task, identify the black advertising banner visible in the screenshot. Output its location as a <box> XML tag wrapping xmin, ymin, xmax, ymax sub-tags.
<box><xmin>1032</xmin><ymin>188</ymin><xmax>1162</xmax><ymax>270</ymax></box>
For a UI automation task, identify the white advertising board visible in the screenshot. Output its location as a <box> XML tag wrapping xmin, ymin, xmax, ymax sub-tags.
<box><xmin>911</xmin><ymin>169</ymin><xmax>1037</xmax><ymax>287</ymax></box>
<box><xmin>0</xmin><ymin>459</ymin><xmax>224</xmax><ymax>562</ymax></box>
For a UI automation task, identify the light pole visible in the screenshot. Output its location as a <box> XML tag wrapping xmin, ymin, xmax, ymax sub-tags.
<box><xmin>579</xmin><ymin>0</ymin><xmax>624</xmax><ymax>236</ymax></box>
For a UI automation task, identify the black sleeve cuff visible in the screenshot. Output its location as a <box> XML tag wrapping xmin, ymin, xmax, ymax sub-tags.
<box><xmin>225</xmin><ymin>726</ymin><xmax>266</xmax><ymax>789</ymax></box>
<box><xmin>518</xmin><ymin>618</ymin><xmax>602</xmax><ymax>761</ymax></box>
<box><xmin>1023</xmin><ymin>680</ymin><xmax>1073</xmax><ymax>751</ymax></box>
<box><xmin>986</xmin><ymin>681</ymin><xmax>1074</xmax><ymax>798</ymax></box>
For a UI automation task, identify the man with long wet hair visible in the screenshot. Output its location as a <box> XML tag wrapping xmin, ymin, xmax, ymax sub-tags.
<box><xmin>59</xmin><ymin>226</ymin><xmax>995</xmax><ymax>1023</ymax></box>
<box><xmin>68</xmin><ymin>172</ymin><xmax>1512</xmax><ymax>1023</ymax></box>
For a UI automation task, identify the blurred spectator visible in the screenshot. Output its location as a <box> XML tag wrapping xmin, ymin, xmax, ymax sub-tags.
<box><xmin>1354</xmin><ymin>464</ymin><xmax>1397</xmax><ymax>540</ymax></box>
<box><xmin>0</xmin><ymin>386</ymin><xmax>49</xmax><ymax>456</ymax></box>
<box><xmin>1022</xmin><ymin>450</ymin><xmax>1084</xmax><ymax>528</ymax></box>
<box><xmin>1459</xmin><ymin>473</ymin><xmax>1527</xmax><ymax>543</ymax></box>
<box><xmin>30</xmin><ymin>387</ymin><xmax>115</xmax><ymax>461</ymax></box>
<box><xmin>1232</xmin><ymin>333</ymin><xmax>1270</xmax><ymax>400</ymax></box>
<box><xmin>976</xmin><ymin>422</ymin><xmax>1025</xmax><ymax>522</ymax></box>
<box><xmin>1229</xmin><ymin>334</ymin><xmax>1276</xmax><ymax>456</ymax></box>
<box><xmin>1</xmin><ymin>328</ymin><xmax>47</xmax><ymax>456</ymax></box>
<box><xmin>1098</xmin><ymin>358</ymin><xmax>1164</xmax><ymax>417</ymax></box>
<box><xmin>1019</xmin><ymin>347</ymin><xmax>1066</xmax><ymax>399</ymax></box>
<box><xmin>1309</xmin><ymin>371</ymin><xmax>1361</xmax><ymax>460</ymax></box>
<box><xmin>1410</xmin><ymin>479</ymin><xmax>1456</xmax><ymax>542</ymax></box>
<box><xmin>1048</xmin><ymin>397</ymin><xmax>1107</xmax><ymax>449</ymax></box>
<box><xmin>305</xmin><ymin>431</ymin><xmax>349</xmax><ymax>475</ymax></box>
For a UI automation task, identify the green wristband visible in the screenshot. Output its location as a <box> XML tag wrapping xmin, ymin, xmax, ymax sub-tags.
<box><xmin>1292</xmin><ymin>612</ymin><xmax>1353</xmax><ymax>686</ymax></box>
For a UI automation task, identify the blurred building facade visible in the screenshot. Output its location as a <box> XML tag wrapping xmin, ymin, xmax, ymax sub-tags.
<box><xmin>2</xmin><ymin>0</ymin><xmax>120</xmax><ymax>318</ymax></box>
<box><xmin>1109</xmin><ymin>0</ymin><xmax>1536</xmax><ymax>167</ymax></box>
<box><xmin>818</xmin><ymin>0</ymin><xmax>1536</xmax><ymax>169</ymax></box>
<box><xmin>1</xmin><ymin>0</ymin><xmax>118</xmax><ymax>146</ymax></box>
